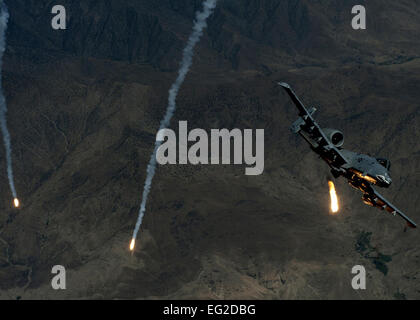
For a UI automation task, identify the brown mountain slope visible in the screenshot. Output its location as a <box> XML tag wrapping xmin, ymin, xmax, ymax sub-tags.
<box><xmin>0</xmin><ymin>0</ymin><xmax>419</xmax><ymax>299</ymax></box>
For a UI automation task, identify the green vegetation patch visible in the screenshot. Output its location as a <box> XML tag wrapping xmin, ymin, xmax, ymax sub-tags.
<box><xmin>355</xmin><ymin>231</ymin><xmax>392</xmax><ymax>275</ymax></box>
<box><xmin>393</xmin><ymin>290</ymin><xmax>407</xmax><ymax>300</ymax></box>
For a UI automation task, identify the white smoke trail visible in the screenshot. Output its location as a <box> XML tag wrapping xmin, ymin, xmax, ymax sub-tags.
<box><xmin>131</xmin><ymin>0</ymin><xmax>218</xmax><ymax>246</ymax></box>
<box><xmin>0</xmin><ymin>3</ymin><xmax>17</xmax><ymax>199</ymax></box>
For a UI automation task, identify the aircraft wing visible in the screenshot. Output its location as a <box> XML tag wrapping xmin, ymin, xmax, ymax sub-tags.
<box><xmin>278</xmin><ymin>82</ymin><xmax>311</xmax><ymax>117</ymax></box>
<box><xmin>370</xmin><ymin>187</ymin><xmax>417</xmax><ymax>228</ymax></box>
<box><xmin>279</xmin><ymin>82</ymin><xmax>348</xmax><ymax>168</ymax></box>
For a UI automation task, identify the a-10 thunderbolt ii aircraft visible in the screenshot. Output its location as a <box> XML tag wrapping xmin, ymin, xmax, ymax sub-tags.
<box><xmin>279</xmin><ymin>82</ymin><xmax>416</xmax><ymax>228</ymax></box>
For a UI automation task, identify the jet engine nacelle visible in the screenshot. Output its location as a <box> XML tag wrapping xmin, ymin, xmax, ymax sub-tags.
<box><xmin>323</xmin><ymin>128</ymin><xmax>344</xmax><ymax>148</ymax></box>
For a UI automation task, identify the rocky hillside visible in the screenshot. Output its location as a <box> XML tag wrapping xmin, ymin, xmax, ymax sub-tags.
<box><xmin>0</xmin><ymin>0</ymin><xmax>419</xmax><ymax>299</ymax></box>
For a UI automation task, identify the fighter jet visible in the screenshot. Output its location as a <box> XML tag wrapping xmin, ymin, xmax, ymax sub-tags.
<box><xmin>279</xmin><ymin>82</ymin><xmax>416</xmax><ymax>228</ymax></box>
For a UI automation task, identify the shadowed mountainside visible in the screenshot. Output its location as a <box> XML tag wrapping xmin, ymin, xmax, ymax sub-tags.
<box><xmin>0</xmin><ymin>0</ymin><xmax>419</xmax><ymax>299</ymax></box>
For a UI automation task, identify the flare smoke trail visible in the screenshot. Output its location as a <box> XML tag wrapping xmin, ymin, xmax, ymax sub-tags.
<box><xmin>131</xmin><ymin>0</ymin><xmax>218</xmax><ymax>248</ymax></box>
<box><xmin>0</xmin><ymin>3</ymin><xmax>17</xmax><ymax>199</ymax></box>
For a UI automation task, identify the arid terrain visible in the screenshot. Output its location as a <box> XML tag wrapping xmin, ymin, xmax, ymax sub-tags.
<box><xmin>0</xmin><ymin>0</ymin><xmax>419</xmax><ymax>299</ymax></box>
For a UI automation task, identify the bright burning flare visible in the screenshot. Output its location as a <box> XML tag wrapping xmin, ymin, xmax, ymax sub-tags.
<box><xmin>129</xmin><ymin>238</ymin><xmax>135</xmax><ymax>251</ymax></box>
<box><xmin>13</xmin><ymin>198</ymin><xmax>19</xmax><ymax>208</ymax></box>
<box><xmin>328</xmin><ymin>181</ymin><xmax>339</xmax><ymax>213</ymax></box>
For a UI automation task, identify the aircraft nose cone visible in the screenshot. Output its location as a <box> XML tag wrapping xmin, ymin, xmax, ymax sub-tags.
<box><xmin>377</xmin><ymin>174</ymin><xmax>392</xmax><ymax>186</ymax></box>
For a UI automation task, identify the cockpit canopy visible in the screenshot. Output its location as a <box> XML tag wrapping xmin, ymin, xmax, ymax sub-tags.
<box><xmin>377</xmin><ymin>158</ymin><xmax>391</xmax><ymax>171</ymax></box>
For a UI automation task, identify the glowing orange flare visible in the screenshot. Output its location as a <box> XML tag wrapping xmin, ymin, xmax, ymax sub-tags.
<box><xmin>13</xmin><ymin>198</ymin><xmax>19</xmax><ymax>208</ymax></box>
<box><xmin>328</xmin><ymin>181</ymin><xmax>339</xmax><ymax>213</ymax></box>
<box><xmin>129</xmin><ymin>238</ymin><xmax>135</xmax><ymax>251</ymax></box>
